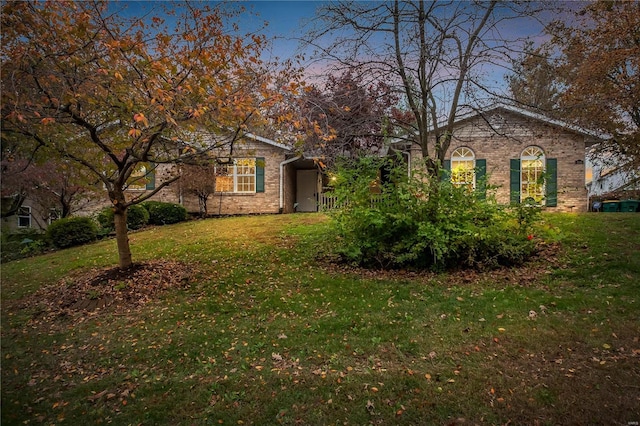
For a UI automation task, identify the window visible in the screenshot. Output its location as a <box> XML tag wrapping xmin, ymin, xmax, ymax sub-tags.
<box><xmin>17</xmin><ymin>206</ymin><xmax>31</xmax><ymax>228</ymax></box>
<box><xmin>520</xmin><ymin>146</ymin><xmax>545</xmax><ymax>203</ymax></box>
<box><xmin>215</xmin><ymin>158</ymin><xmax>256</xmax><ymax>193</ymax></box>
<box><xmin>450</xmin><ymin>147</ymin><xmax>476</xmax><ymax>189</ymax></box>
<box><xmin>48</xmin><ymin>208</ymin><xmax>61</xmax><ymax>225</ymax></box>
<box><xmin>127</xmin><ymin>164</ymin><xmax>155</xmax><ymax>191</ymax></box>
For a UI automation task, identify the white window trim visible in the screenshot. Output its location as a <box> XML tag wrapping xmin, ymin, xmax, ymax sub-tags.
<box><xmin>215</xmin><ymin>158</ymin><xmax>256</xmax><ymax>194</ymax></box>
<box><xmin>17</xmin><ymin>206</ymin><xmax>32</xmax><ymax>228</ymax></box>
<box><xmin>520</xmin><ymin>146</ymin><xmax>546</xmax><ymax>203</ymax></box>
<box><xmin>451</xmin><ymin>147</ymin><xmax>476</xmax><ymax>189</ymax></box>
<box><xmin>127</xmin><ymin>165</ymin><xmax>148</xmax><ymax>191</ymax></box>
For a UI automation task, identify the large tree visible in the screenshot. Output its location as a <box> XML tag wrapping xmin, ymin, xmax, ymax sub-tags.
<box><xmin>301</xmin><ymin>71</ymin><xmax>396</xmax><ymax>166</ymax></box>
<box><xmin>547</xmin><ymin>0</ymin><xmax>640</xmax><ymax>169</ymax></box>
<box><xmin>1</xmin><ymin>1</ymin><xmax>302</xmax><ymax>268</ymax></box>
<box><xmin>304</xmin><ymin>0</ymin><xmax>543</xmax><ymax>177</ymax></box>
<box><xmin>506</xmin><ymin>42</ymin><xmax>560</xmax><ymax>113</ymax></box>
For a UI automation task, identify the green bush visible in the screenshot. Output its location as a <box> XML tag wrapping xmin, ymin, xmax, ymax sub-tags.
<box><xmin>126</xmin><ymin>204</ymin><xmax>150</xmax><ymax>230</ymax></box>
<box><xmin>1</xmin><ymin>229</ymin><xmax>49</xmax><ymax>262</ymax></box>
<box><xmin>142</xmin><ymin>201</ymin><xmax>187</xmax><ymax>225</ymax></box>
<box><xmin>329</xmin><ymin>157</ymin><xmax>539</xmax><ymax>270</ymax></box>
<box><xmin>46</xmin><ymin>216</ymin><xmax>97</xmax><ymax>249</ymax></box>
<box><xmin>96</xmin><ymin>207</ymin><xmax>115</xmax><ymax>232</ymax></box>
<box><xmin>96</xmin><ymin>204</ymin><xmax>150</xmax><ymax>232</ymax></box>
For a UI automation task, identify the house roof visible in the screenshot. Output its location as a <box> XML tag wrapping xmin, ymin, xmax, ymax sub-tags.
<box><xmin>450</xmin><ymin>103</ymin><xmax>610</xmax><ymax>140</ymax></box>
<box><xmin>242</xmin><ymin>131</ymin><xmax>293</xmax><ymax>152</ymax></box>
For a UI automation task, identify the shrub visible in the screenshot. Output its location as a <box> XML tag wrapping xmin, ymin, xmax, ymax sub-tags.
<box><xmin>126</xmin><ymin>204</ymin><xmax>150</xmax><ymax>230</ymax></box>
<box><xmin>142</xmin><ymin>201</ymin><xmax>187</xmax><ymax>225</ymax></box>
<box><xmin>1</xmin><ymin>229</ymin><xmax>49</xmax><ymax>262</ymax></box>
<box><xmin>96</xmin><ymin>204</ymin><xmax>150</xmax><ymax>232</ymax></box>
<box><xmin>329</xmin><ymin>157</ymin><xmax>539</xmax><ymax>270</ymax></box>
<box><xmin>46</xmin><ymin>216</ymin><xmax>97</xmax><ymax>249</ymax></box>
<box><xmin>96</xmin><ymin>207</ymin><xmax>115</xmax><ymax>232</ymax></box>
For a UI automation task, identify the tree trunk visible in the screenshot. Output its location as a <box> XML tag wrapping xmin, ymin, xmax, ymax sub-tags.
<box><xmin>113</xmin><ymin>206</ymin><xmax>133</xmax><ymax>269</ymax></box>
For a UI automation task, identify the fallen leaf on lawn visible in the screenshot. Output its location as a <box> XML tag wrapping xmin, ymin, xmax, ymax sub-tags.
<box><xmin>87</xmin><ymin>390</ymin><xmax>108</xmax><ymax>402</ymax></box>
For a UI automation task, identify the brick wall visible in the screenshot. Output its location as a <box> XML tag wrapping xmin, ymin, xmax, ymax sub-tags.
<box><xmin>150</xmin><ymin>140</ymin><xmax>289</xmax><ymax>215</ymax></box>
<box><xmin>410</xmin><ymin>109</ymin><xmax>592</xmax><ymax>212</ymax></box>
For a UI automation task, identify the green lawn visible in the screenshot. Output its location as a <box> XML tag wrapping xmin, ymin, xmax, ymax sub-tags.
<box><xmin>2</xmin><ymin>213</ymin><xmax>639</xmax><ymax>425</ymax></box>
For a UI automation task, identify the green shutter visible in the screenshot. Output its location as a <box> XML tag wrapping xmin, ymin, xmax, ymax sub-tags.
<box><xmin>256</xmin><ymin>157</ymin><xmax>265</xmax><ymax>193</ymax></box>
<box><xmin>510</xmin><ymin>159</ymin><xmax>520</xmax><ymax>204</ymax></box>
<box><xmin>545</xmin><ymin>158</ymin><xmax>558</xmax><ymax>207</ymax></box>
<box><xmin>146</xmin><ymin>162</ymin><xmax>156</xmax><ymax>190</ymax></box>
<box><xmin>441</xmin><ymin>159</ymin><xmax>451</xmax><ymax>182</ymax></box>
<box><xmin>475</xmin><ymin>159</ymin><xmax>487</xmax><ymax>200</ymax></box>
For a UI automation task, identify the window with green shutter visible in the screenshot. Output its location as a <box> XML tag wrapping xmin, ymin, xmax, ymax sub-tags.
<box><xmin>510</xmin><ymin>158</ymin><xmax>521</xmax><ymax>204</ymax></box>
<box><xmin>145</xmin><ymin>163</ymin><xmax>156</xmax><ymax>190</ymax></box>
<box><xmin>545</xmin><ymin>158</ymin><xmax>557</xmax><ymax>207</ymax></box>
<box><xmin>441</xmin><ymin>159</ymin><xmax>451</xmax><ymax>182</ymax></box>
<box><xmin>256</xmin><ymin>157</ymin><xmax>265</xmax><ymax>193</ymax></box>
<box><xmin>475</xmin><ymin>159</ymin><xmax>487</xmax><ymax>199</ymax></box>
<box><xmin>214</xmin><ymin>158</ymin><xmax>262</xmax><ymax>193</ymax></box>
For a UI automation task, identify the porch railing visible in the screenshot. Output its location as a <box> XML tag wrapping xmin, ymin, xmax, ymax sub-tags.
<box><xmin>318</xmin><ymin>193</ymin><xmax>392</xmax><ymax>211</ymax></box>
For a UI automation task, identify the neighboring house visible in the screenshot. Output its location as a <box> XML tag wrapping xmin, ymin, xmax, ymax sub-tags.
<box><xmin>1</xmin><ymin>196</ymin><xmax>59</xmax><ymax>233</ymax></box>
<box><xmin>586</xmin><ymin>150</ymin><xmax>640</xmax><ymax>202</ymax></box>
<box><xmin>395</xmin><ymin>104</ymin><xmax>606</xmax><ymax>212</ymax></box>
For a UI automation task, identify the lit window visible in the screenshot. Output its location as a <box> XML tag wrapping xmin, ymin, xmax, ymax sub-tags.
<box><xmin>451</xmin><ymin>147</ymin><xmax>476</xmax><ymax>190</ymax></box>
<box><xmin>215</xmin><ymin>158</ymin><xmax>256</xmax><ymax>193</ymax></box>
<box><xmin>128</xmin><ymin>165</ymin><xmax>150</xmax><ymax>190</ymax></box>
<box><xmin>18</xmin><ymin>206</ymin><xmax>31</xmax><ymax>228</ymax></box>
<box><xmin>521</xmin><ymin>146</ymin><xmax>545</xmax><ymax>203</ymax></box>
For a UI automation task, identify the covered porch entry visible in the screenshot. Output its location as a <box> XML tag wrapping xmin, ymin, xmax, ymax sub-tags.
<box><xmin>281</xmin><ymin>157</ymin><xmax>328</xmax><ymax>213</ymax></box>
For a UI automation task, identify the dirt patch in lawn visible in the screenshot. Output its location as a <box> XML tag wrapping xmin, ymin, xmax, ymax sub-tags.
<box><xmin>16</xmin><ymin>260</ymin><xmax>196</xmax><ymax>325</ymax></box>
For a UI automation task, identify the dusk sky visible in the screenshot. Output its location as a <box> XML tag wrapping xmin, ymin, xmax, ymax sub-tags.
<box><xmin>118</xmin><ymin>1</ymin><xmax>555</xmax><ymax>61</ymax></box>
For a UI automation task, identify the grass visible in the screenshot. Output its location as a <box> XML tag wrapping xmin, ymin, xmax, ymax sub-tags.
<box><xmin>2</xmin><ymin>213</ymin><xmax>639</xmax><ymax>425</ymax></box>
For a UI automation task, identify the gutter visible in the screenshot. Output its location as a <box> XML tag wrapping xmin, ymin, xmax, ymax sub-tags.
<box><xmin>279</xmin><ymin>156</ymin><xmax>302</xmax><ymax>213</ymax></box>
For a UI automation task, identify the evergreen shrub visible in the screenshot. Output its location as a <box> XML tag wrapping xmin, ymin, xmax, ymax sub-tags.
<box><xmin>46</xmin><ymin>216</ymin><xmax>97</xmax><ymax>249</ymax></box>
<box><xmin>96</xmin><ymin>204</ymin><xmax>150</xmax><ymax>232</ymax></box>
<box><xmin>142</xmin><ymin>201</ymin><xmax>187</xmax><ymax>225</ymax></box>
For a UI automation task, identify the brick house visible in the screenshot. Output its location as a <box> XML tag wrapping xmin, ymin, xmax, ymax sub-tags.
<box><xmin>105</xmin><ymin>105</ymin><xmax>610</xmax><ymax>216</ymax></box>
<box><xmin>140</xmin><ymin>132</ymin><xmax>322</xmax><ymax>216</ymax></box>
<box><xmin>400</xmin><ymin>104</ymin><xmax>606</xmax><ymax>212</ymax></box>
<box><xmin>3</xmin><ymin>104</ymin><xmax>607</xmax><ymax>231</ymax></box>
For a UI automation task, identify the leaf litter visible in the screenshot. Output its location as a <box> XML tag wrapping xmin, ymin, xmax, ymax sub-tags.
<box><xmin>17</xmin><ymin>260</ymin><xmax>196</xmax><ymax>326</ymax></box>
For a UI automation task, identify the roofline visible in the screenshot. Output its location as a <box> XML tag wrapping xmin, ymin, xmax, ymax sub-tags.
<box><xmin>447</xmin><ymin>103</ymin><xmax>610</xmax><ymax>140</ymax></box>
<box><xmin>242</xmin><ymin>132</ymin><xmax>293</xmax><ymax>151</ymax></box>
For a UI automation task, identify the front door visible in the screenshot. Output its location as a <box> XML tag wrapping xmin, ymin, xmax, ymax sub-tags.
<box><xmin>296</xmin><ymin>170</ymin><xmax>318</xmax><ymax>212</ymax></box>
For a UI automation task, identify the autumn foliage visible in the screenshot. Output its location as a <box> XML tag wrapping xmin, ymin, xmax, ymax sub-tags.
<box><xmin>1</xmin><ymin>1</ymin><xmax>305</xmax><ymax>268</ymax></box>
<box><xmin>548</xmin><ymin>0</ymin><xmax>640</xmax><ymax>168</ymax></box>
